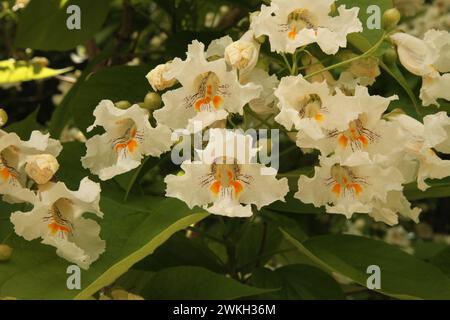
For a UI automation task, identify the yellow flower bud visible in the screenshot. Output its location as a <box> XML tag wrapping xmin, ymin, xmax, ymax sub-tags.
<box><xmin>115</xmin><ymin>100</ymin><xmax>132</xmax><ymax>110</ymax></box>
<box><xmin>0</xmin><ymin>108</ymin><xmax>8</xmax><ymax>127</ymax></box>
<box><xmin>0</xmin><ymin>244</ymin><xmax>13</xmax><ymax>262</ymax></box>
<box><xmin>383</xmin><ymin>8</ymin><xmax>401</xmax><ymax>30</ymax></box>
<box><xmin>143</xmin><ymin>92</ymin><xmax>162</xmax><ymax>111</ymax></box>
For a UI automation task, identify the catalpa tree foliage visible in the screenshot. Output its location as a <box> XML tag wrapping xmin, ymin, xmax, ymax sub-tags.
<box><xmin>0</xmin><ymin>0</ymin><xmax>450</xmax><ymax>300</ymax></box>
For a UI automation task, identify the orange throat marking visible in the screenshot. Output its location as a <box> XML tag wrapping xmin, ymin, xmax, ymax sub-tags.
<box><xmin>210</xmin><ymin>167</ymin><xmax>243</xmax><ymax>198</ymax></box>
<box><xmin>48</xmin><ymin>222</ymin><xmax>71</xmax><ymax>235</ymax></box>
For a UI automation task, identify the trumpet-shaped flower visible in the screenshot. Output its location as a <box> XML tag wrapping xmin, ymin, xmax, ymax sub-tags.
<box><xmin>391</xmin><ymin>112</ymin><xmax>450</xmax><ymax>190</ymax></box>
<box><xmin>165</xmin><ymin>129</ymin><xmax>289</xmax><ymax>217</ymax></box>
<box><xmin>391</xmin><ymin>30</ymin><xmax>450</xmax><ymax>106</ymax></box>
<box><xmin>250</xmin><ymin>0</ymin><xmax>362</xmax><ymax>54</ymax></box>
<box><xmin>82</xmin><ymin>100</ymin><xmax>172</xmax><ymax>181</ymax></box>
<box><xmin>295</xmin><ymin>152</ymin><xmax>404</xmax><ymax>219</ymax></box>
<box><xmin>153</xmin><ymin>41</ymin><xmax>261</xmax><ymax>132</ymax></box>
<box><xmin>0</xmin><ymin>130</ymin><xmax>62</xmax><ymax>203</ymax></box>
<box><xmin>10</xmin><ymin>177</ymin><xmax>104</xmax><ymax>269</ymax></box>
<box><xmin>296</xmin><ymin>87</ymin><xmax>400</xmax><ymax>160</ymax></box>
<box><xmin>274</xmin><ymin>75</ymin><xmax>362</xmax><ymax>140</ymax></box>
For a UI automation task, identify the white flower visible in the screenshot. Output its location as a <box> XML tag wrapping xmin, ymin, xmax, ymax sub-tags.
<box><xmin>296</xmin><ymin>86</ymin><xmax>400</xmax><ymax>160</ymax></box>
<box><xmin>0</xmin><ymin>130</ymin><xmax>62</xmax><ymax>203</ymax></box>
<box><xmin>224</xmin><ymin>31</ymin><xmax>260</xmax><ymax>75</ymax></box>
<box><xmin>153</xmin><ymin>41</ymin><xmax>262</xmax><ymax>132</ymax></box>
<box><xmin>391</xmin><ymin>30</ymin><xmax>450</xmax><ymax>106</ymax></box>
<box><xmin>391</xmin><ymin>112</ymin><xmax>450</xmax><ymax>190</ymax></box>
<box><xmin>370</xmin><ymin>191</ymin><xmax>421</xmax><ymax>226</ymax></box>
<box><xmin>206</xmin><ymin>36</ymin><xmax>233</xmax><ymax>59</ymax></box>
<box><xmin>240</xmin><ymin>68</ymin><xmax>280</xmax><ymax>116</ymax></box>
<box><xmin>10</xmin><ymin>178</ymin><xmax>104</xmax><ymax>269</ymax></box>
<box><xmin>82</xmin><ymin>100</ymin><xmax>173</xmax><ymax>181</ymax></box>
<box><xmin>295</xmin><ymin>152</ymin><xmax>404</xmax><ymax>219</ymax></box>
<box><xmin>420</xmin><ymin>72</ymin><xmax>450</xmax><ymax>107</ymax></box>
<box><xmin>250</xmin><ymin>0</ymin><xmax>362</xmax><ymax>54</ymax></box>
<box><xmin>146</xmin><ymin>62</ymin><xmax>177</xmax><ymax>92</ymax></box>
<box><xmin>165</xmin><ymin>129</ymin><xmax>289</xmax><ymax>217</ymax></box>
<box><xmin>274</xmin><ymin>75</ymin><xmax>357</xmax><ymax>140</ymax></box>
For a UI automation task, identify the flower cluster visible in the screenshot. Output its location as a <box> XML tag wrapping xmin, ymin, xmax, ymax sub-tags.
<box><xmin>4</xmin><ymin>0</ymin><xmax>450</xmax><ymax>269</ymax></box>
<box><xmin>0</xmin><ymin>129</ymin><xmax>104</xmax><ymax>269</ymax></box>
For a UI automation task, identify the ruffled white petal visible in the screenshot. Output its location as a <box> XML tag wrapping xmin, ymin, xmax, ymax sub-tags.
<box><xmin>82</xmin><ymin>100</ymin><xmax>172</xmax><ymax>180</ymax></box>
<box><xmin>251</xmin><ymin>0</ymin><xmax>362</xmax><ymax>54</ymax></box>
<box><xmin>10</xmin><ymin>178</ymin><xmax>104</xmax><ymax>269</ymax></box>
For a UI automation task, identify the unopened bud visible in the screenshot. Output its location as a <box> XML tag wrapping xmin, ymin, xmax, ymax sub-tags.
<box><xmin>143</xmin><ymin>92</ymin><xmax>162</xmax><ymax>111</ymax></box>
<box><xmin>255</xmin><ymin>35</ymin><xmax>266</xmax><ymax>44</ymax></box>
<box><xmin>0</xmin><ymin>109</ymin><xmax>8</xmax><ymax>127</ymax></box>
<box><xmin>383</xmin><ymin>48</ymin><xmax>398</xmax><ymax>65</ymax></box>
<box><xmin>225</xmin><ymin>40</ymin><xmax>259</xmax><ymax>71</ymax></box>
<box><xmin>115</xmin><ymin>100</ymin><xmax>132</xmax><ymax>110</ymax></box>
<box><xmin>383</xmin><ymin>8</ymin><xmax>401</xmax><ymax>30</ymax></box>
<box><xmin>0</xmin><ymin>244</ymin><xmax>13</xmax><ymax>262</ymax></box>
<box><xmin>25</xmin><ymin>154</ymin><xmax>59</xmax><ymax>185</ymax></box>
<box><xmin>146</xmin><ymin>63</ymin><xmax>177</xmax><ymax>92</ymax></box>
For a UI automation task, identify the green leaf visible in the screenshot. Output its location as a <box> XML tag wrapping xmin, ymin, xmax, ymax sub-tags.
<box><xmin>0</xmin><ymin>192</ymin><xmax>209</xmax><ymax>300</ymax></box>
<box><xmin>15</xmin><ymin>0</ymin><xmax>110</xmax><ymax>51</ymax></box>
<box><xmin>404</xmin><ymin>177</ymin><xmax>450</xmax><ymax>201</ymax></box>
<box><xmin>337</xmin><ymin>0</ymin><xmax>392</xmax><ymax>47</ymax></box>
<box><xmin>249</xmin><ymin>264</ymin><xmax>344</xmax><ymax>300</ymax></box>
<box><xmin>235</xmin><ymin>219</ymin><xmax>283</xmax><ymax>273</ymax></box>
<box><xmin>269</xmin><ymin>168</ymin><xmax>323</xmax><ymax>214</ymax></box>
<box><xmin>431</xmin><ymin>247</ymin><xmax>450</xmax><ymax>277</ymax></box>
<box><xmin>282</xmin><ymin>230</ymin><xmax>450</xmax><ymax>300</ymax></box>
<box><xmin>48</xmin><ymin>43</ymin><xmax>115</xmax><ymax>137</ymax></box>
<box><xmin>66</xmin><ymin>65</ymin><xmax>150</xmax><ymax>132</ymax></box>
<box><xmin>134</xmin><ymin>232</ymin><xmax>225</xmax><ymax>273</ymax></box>
<box><xmin>138</xmin><ymin>266</ymin><xmax>272</xmax><ymax>300</ymax></box>
<box><xmin>56</xmin><ymin>141</ymin><xmax>90</xmax><ymax>190</ymax></box>
<box><xmin>4</xmin><ymin>108</ymin><xmax>40</xmax><ymax>139</ymax></box>
<box><xmin>0</xmin><ymin>59</ymin><xmax>71</xmax><ymax>84</ymax></box>
<box><xmin>380</xmin><ymin>61</ymin><xmax>421</xmax><ymax>118</ymax></box>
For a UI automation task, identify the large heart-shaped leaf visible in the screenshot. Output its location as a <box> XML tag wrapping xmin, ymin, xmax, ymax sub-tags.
<box><xmin>337</xmin><ymin>0</ymin><xmax>392</xmax><ymax>48</ymax></box>
<box><xmin>249</xmin><ymin>264</ymin><xmax>344</xmax><ymax>300</ymax></box>
<box><xmin>65</xmin><ymin>65</ymin><xmax>150</xmax><ymax>133</ymax></box>
<box><xmin>14</xmin><ymin>0</ymin><xmax>110</xmax><ymax>51</ymax></box>
<box><xmin>137</xmin><ymin>266</ymin><xmax>273</xmax><ymax>300</ymax></box>
<box><xmin>282</xmin><ymin>230</ymin><xmax>450</xmax><ymax>300</ymax></box>
<box><xmin>0</xmin><ymin>193</ymin><xmax>208</xmax><ymax>300</ymax></box>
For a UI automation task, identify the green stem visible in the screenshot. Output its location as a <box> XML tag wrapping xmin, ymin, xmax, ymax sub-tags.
<box><xmin>304</xmin><ymin>32</ymin><xmax>387</xmax><ymax>81</ymax></box>
<box><xmin>281</xmin><ymin>53</ymin><xmax>293</xmax><ymax>75</ymax></box>
<box><xmin>1</xmin><ymin>231</ymin><xmax>13</xmax><ymax>244</ymax></box>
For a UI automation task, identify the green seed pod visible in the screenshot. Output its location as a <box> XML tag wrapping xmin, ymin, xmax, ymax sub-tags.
<box><xmin>383</xmin><ymin>8</ymin><xmax>401</xmax><ymax>30</ymax></box>
<box><xmin>115</xmin><ymin>100</ymin><xmax>132</xmax><ymax>110</ymax></box>
<box><xmin>0</xmin><ymin>244</ymin><xmax>13</xmax><ymax>262</ymax></box>
<box><xmin>143</xmin><ymin>92</ymin><xmax>162</xmax><ymax>111</ymax></box>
